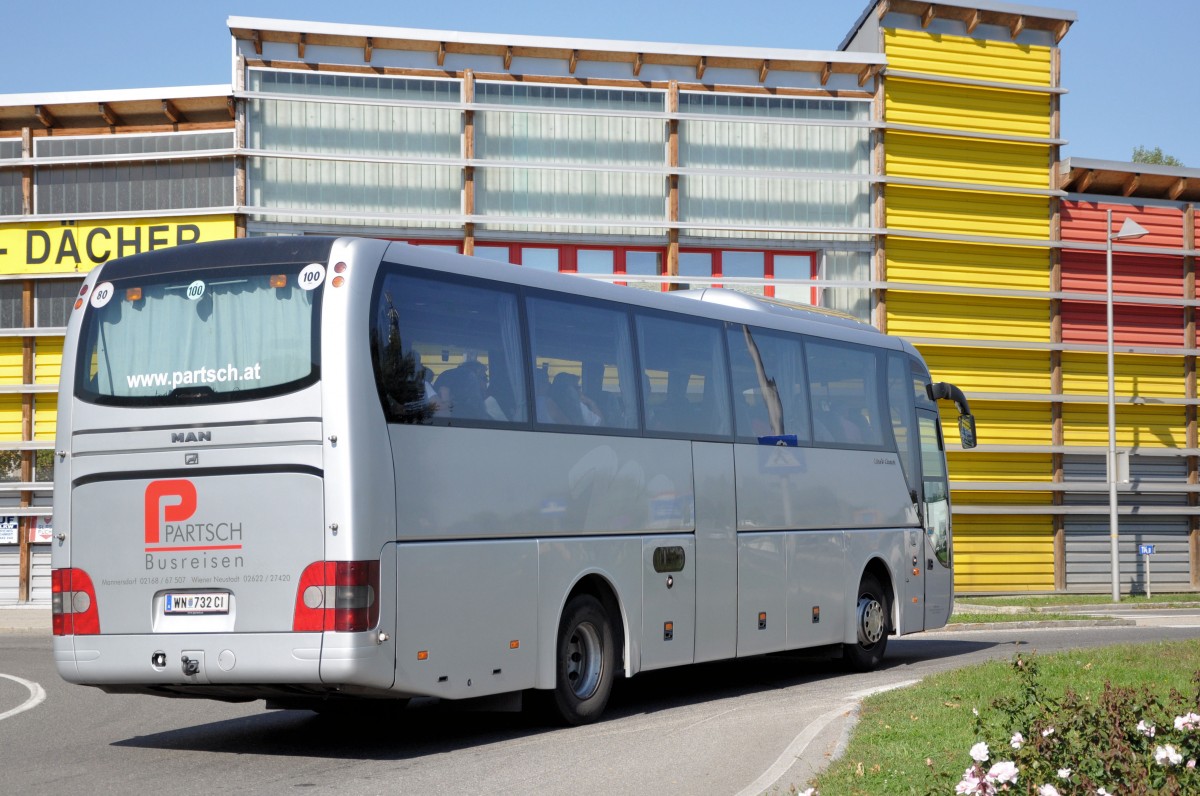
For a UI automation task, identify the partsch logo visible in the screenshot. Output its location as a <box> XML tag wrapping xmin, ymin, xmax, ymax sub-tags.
<box><xmin>145</xmin><ymin>479</ymin><xmax>197</xmax><ymax>545</ymax></box>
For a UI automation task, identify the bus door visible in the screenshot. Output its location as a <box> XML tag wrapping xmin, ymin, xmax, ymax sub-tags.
<box><xmin>917</xmin><ymin>410</ymin><xmax>952</xmax><ymax>628</ymax></box>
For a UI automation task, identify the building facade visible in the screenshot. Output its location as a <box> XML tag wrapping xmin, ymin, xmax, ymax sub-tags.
<box><xmin>1</xmin><ymin>0</ymin><xmax>1197</xmax><ymax>601</ymax></box>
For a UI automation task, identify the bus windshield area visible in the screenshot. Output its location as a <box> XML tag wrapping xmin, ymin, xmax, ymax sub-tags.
<box><xmin>76</xmin><ymin>262</ymin><xmax>322</xmax><ymax>406</ymax></box>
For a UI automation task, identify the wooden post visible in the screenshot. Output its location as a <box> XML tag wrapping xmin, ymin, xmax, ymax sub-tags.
<box><xmin>234</xmin><ymin>57</ymin><xmax>247</xmax><ymax>238</ymax></box>
<box><xmin>666</xmin><ymin>81</ymin><xmax>679</xmax><ymax>290</ymax></box>
<box><xmin>1184</xmin><ymin>204</ymin><xmax>1198</xmax><ymax>587</ymax></box>
<box><xmin>18</xmin><ymin>280</ymin><xmax>33</xmax><ymax>602</ymax></box>
<box><xmin>1049</xmin><ymin>47</ymin><xmax>1066</xmax><ymax>591</ymax></box>
<box><xmin>463</xmin><ymin>70</ymin><xmax>476</xmax><ymax>256</ymax></box>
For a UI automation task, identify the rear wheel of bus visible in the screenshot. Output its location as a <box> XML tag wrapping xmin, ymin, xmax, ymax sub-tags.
<box><xmin>550</xmin><ymin>594</ymin><xmax>615</xmax><ymax>725</ymax></box>
<box><xmin>844</xmin><ymin>571</ymin><xmax>889</xmax><ymax>671</ymax></box>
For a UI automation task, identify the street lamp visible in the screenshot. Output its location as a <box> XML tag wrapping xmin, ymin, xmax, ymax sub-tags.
<box><xmin>1106</xmin><ymin>209</ymin><xmax>1149</xmax><ymax>602</ymax></box>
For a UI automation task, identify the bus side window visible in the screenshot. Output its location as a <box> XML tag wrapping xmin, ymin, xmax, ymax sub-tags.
<box><xmin>886</xmin><ymin>353</ymin><xmax>920</xmax><ymax>501</ymax></box>
<box><xmin>636</xmin><ymin>312</ymin><xmax>732</xmax><ymax>439</ymax></box>
<box><xmin>726</xmin><ymin>324</ymin><xmax>810</xmax><ymax>443</ymax></box>
<box><xmin>527</xmin><ymin>294</ymin><xmax>637</xmax><ymax>431</ymax></box>
<box><xmin>370</xmin><ymin>270</ymin><xmax>528</xmax><ymax>425</ymax></box>
<box><xmin>806</xmin><ymin>340</ymin><xmax>883</xmax><ymax>448</ymax></box>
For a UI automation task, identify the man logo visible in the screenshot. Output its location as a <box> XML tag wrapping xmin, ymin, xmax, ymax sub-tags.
<box><xmin>144</xmin><ymin>480</ymin><xmax>197</xmax><ymax>545</ymax></box>
<box><xmin>171</xmin><ymin>431</ymin><xmax>211</xmax><ymax>443</ymax></box>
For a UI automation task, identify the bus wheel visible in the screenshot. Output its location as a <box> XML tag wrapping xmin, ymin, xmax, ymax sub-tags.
<box><xmin>844</xmin><ymin>572</ymin><xmax>889</xmax><ymax>671</ymax></box>
<box><xmin>551</xmin><ymin>594</ymin><xmax>615</xmax><ymax>725</ymax></box>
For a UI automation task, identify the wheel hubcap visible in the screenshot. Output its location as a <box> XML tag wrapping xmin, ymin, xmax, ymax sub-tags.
<box><xmin>857</xmin><ymin>595</ymin><xmax>884</xmax><ymax>647</ymax></box>
<box><xmin>565</xmin><ymin>621</ymin><xmax>603</xmax><ymax>699</ymax></box>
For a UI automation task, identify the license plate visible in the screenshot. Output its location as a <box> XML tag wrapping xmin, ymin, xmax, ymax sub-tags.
<box><xmin>165</xmin><ymin>592</ymin><xmax>229</xmax><ymax>614</ymax></box>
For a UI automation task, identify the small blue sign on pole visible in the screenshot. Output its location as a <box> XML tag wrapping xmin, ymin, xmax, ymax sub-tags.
<box><xmin>1139</xmin><ymin>544</ymin><xmax>1156</xmax><ymax>556</ymax></box>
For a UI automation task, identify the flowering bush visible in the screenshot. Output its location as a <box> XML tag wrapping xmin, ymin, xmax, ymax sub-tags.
<box><xmin>940</xmin><ymin>654</ymin><xmax>1200</xmax><ymax>795</ymax></box>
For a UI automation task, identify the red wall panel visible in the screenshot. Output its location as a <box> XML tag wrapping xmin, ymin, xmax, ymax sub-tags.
<box><xmin>1060</xmin><ymin>250</ymin><xmax>1184</xmax><ymax>298</ymax></box>
<box><xmin>1061</xmin><ymin>302</ymin><xmax>1184</xmax><ymax>347</ymax></box>
<box><xmin>1061</xmin><ymin>201</ymin><xmax>1185</xmax><ymax>248</ymax></box>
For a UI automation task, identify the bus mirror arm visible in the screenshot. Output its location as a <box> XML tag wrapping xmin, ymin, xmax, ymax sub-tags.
<box><xmin>928</xmin><ymin>382</ymin><xmax>978</xmax><ymax>449</ymax></box>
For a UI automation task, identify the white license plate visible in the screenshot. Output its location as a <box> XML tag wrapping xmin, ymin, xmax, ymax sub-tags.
<box><xmin>165</xmin><ymin>592</ymin><xmax>229</xmax><ymax>614</ymax></box>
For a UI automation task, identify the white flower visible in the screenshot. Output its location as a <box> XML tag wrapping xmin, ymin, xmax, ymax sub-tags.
<box><xmin>1155</xmin><ymin>744</ymin><xmax>1183</xmax><ymax>766</ymax></box>
<box><xmin>1174</xmin><ymin>712</ymin><xmax>1200</xmax><ymax>731</ymax></box>
<box><xmin>973</xmin><ymin>707</ymin><xmax>979</xmax><ymax>717</ymax></box>
<box><xmin>796</xmin><ymin>789</ymin><xmax>817</xmax><ymax>796</ymax></box>
<box><xmin>1042</xmin><ymin>727</ymin><xmax>1055</xmax><ymax>737</ymax></box>
<box><xmin>1096</xmin><ymin>789</ymin><xmax>1110</xmax><ymax>796</ymax></box>
<box><xmin>955</xmin><ymin>770</ymin><xmax>983</xmax><ymax>795</ymax></box>
<box><xmin>1188</xmin><ymin>759</ymin><xmax>1196</xmax><ymax>769</ymax></box>
<box><xmin>1057</xmin><ymin>768</ymin><xmax>1072</xmax><ymax>780</ymax></box>
<box><xmin>987</xmin><ymin>760</ymin><xmax>1019</xmax><ymax>785</ymax></box>
<box><xmin>970</xmin><ymin>742</ymin><xmax>990</xmax><ymax>762</ymax></box>
<box><xmin>1010</xmin><ymin>732</ymin><xmax>1025</xmax><ymax>750</ymax></box>
<box><xmin>1039</xmin><ymin>786</ymin><xmax>1061</xmax><ymax>796</ymax></box>
<box><xmin>1137</xmin><ymin>719</ymin><xmax>1156</xmax><ymax>737</ymax></box>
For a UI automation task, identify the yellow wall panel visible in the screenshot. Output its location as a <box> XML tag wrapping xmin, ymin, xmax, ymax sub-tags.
<box><xmin>885</xmin><ymin>78</ymin><xmax>1052</xmax><ymax>139</ymax></box>
<box><xmin>886</xmin><ymin>237</ymin><xmax>1050</xmax><ymax>291</ymax></box>
<box><xmin>883</xmin><ymin>28</ymin><xmax>1054</xmax><ymax>87</ymax></box>
<box><xmin>942</xmin><ymin>400</ymin><xmax>1052</xmax><ymax>446</ymax></box>
<box><xmin>952</xmin><ymin>514</ymin><xmax>1055</xmax><ymax>592</ymax></box>
<box><xmin>1061</xmin><ymin>353</ymin><xmax>1185</xmax><ymax>398</ymax></box>
<box><xmin>888</xmin><ymin>292</ymin><xmax>1050</xmax><ymax>342</ymax></box>
<box><xmin>0</xmin><ymin>338</ymin><xmax>22</xmax><ymax>384</ymax></box>
<box><xmin>0</xmin><ymin>395</ymin><xmax>21</xmax><ymax>440</ymax></box>
<box><xmin>919</xmin><ymin>345</ymin><xmax>1050</xmax><ymax>394</ymax></box>
<box><xmin>952</xmin><ymin>491</ymin><xmax>1053</xmax><ymax>506</ymax></box>
<box><xmin>886</xmin><ymin>185</ymin><xmax>1051</xmax><ymax>240</ymax></box>
<box><xmin>1062</xmin><ymin>405</ymin><xmax>1186</xmax><ymax>448</ymax></box>
<box><xmin>947</xmin><ymin>452</ymin><xmax>1053</xmax><ymax>482</ymax></box>
<box><xmin>34</xmin><ymin>338</ymin><xmax>63</xmax><ymax>385</ymax></box>
<box><xmin>886</xmin><ymin>131</ymin><xmax>1051</xmax><ymax>189</ymax></box>
<box><xmin>34</xmin><ymin>394</ymin><xmax>56</xmax><ymax>441</ymax></box>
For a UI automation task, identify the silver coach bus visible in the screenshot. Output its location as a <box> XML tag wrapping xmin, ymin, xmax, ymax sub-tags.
<box><xmin>52</xmin><ymin>236</ymin><xmax>975</xmax><ymax>725</ymax></box>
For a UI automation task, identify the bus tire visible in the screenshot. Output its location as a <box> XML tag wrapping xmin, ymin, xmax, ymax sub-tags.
<box><xmin>844</xmin><ymin>572</ymin><xmax>889</xmax><ymax>671</ymax></box>
<box><xmin>551</xmin><ymin>594</ymin><xmax>615</xmax><ymax>725</ymax></box>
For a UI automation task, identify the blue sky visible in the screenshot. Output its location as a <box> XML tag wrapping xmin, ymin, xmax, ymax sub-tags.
<box><xmin>4</xmin><ymin>0</ymin><xmax>1197</xmax><ymax>167</ymax></box>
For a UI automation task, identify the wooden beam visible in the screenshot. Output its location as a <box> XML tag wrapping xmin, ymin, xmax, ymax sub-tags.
<box><xmin>876</xmin><ymin>0</ymin><xmax>891</xmax><ymax>19</ymax></box>
<box><xmin>1010</xmin><ymin>15</ymin><xmax>1026</xmax><ymax>39</ymax></box>
<box><xmin>966</xmin><ymin>9</ymin><xmax>982</xmax><ymax>34</ymax></box>
<box><xmin>696</xmin><ymin>56</ymin><xmax>706</xmax><ymax>80</ymax></box>
<box><xmin>437</xmin><ymin>41</ymin><xmax>446</xmax><ymax>66</ymax></box>
<box><xmin>819</xmin><ymin>62</ymin><xmax>832</xmax><ymax>86</ymax></box>
<box><xmin>251</xmin><ymin>30</ymin><xmax>262</xmax><ymax>55</ymax></box>
<box><xmin>1168</xmin><ymin>177</ymin><xmax>1188</xmax><ymax>202</ymax></box>
<box><xmin>1077</xmin><ymin>169</ymin><xmax>1096</xmax><ymax>194</ymax></box>
<box><xmin>504</xmin><ymin>46</ymin><xmax>512</xmax><ymax>70</ymax></box>
<box><xmin>298</xmin><ymin>33</ymin><xmax>306</xmax><ymax>59</ymax></box>
<box><xmin>226</xmin><ymin>97</ymin><xmax>236</xmax><ymax>120</ymax></box>
<box><xmin>364</xmin><ymin>37</ymin><xmax>373</xmax><ymax>63</ymax></box>
<box><xmin>1122</xmin><ymin>172</ymin><xmax>1141</xmax><ymax>197</ymax></box>
<box><xmin>921</xmin><ymin>4</ymin><xmax>936</xmax><ymax>28</ymax></box>
<box><xmin>99</xmin><ymin>102</ymin><xmax>120</xmax><ymax>126</ymax></box>
<box><xmin>633</xmin><ymin>52</ymin><xmax>643</xmax><ymax>77</ymax></box>
<box><xmin>162</xmin><ymin>99</ymin><xmax>183</xmax><ymax>124</ymax></box>
<box><xmin>858</xmin><ymin>64</ymin><xmax>876</xmax><ymax>88</ymax></box>
<box><xmin>34</xmin><ymin>105</ymin><xmax>56</xmax><ymax>128</ymax></box>
<box><xmin>758</xmin><ymin>59</ymin><xmax>769</xmax><ymax>83</ymax></box>
<box><xmin>569</xmin><ymin>49</ymin><xmax>578</xmax><ymax>74</ymax></box>
<box><xmin>1054</xmin><ymin>19</ymin><xmax>1070</xmax><ymax>43</ymax></box>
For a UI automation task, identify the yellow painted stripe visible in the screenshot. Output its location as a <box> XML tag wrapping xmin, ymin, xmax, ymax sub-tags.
<box><xmin>0</xmin><ymin>338</ymin><xmax>21</xmax><ymax>384</ymax></box>
<box><xmin>952</xmin><ymin>491</ymin><xmax>1053</xmax><ymax>506</ymax></box>
<box><xmin>34</xmin><ymin>394</ymin><xmax>55</xmax><ymax>441</ymax></box>
<box><xmin>942</xmin><ymin>401</ymin><xmax>1052</xmax><ymax>446</ymax></box>
<box><xmin>888</xmin><ymin>292</ymin><xmax>1050</xmax><ymax>342</ymax></box>
<box><xmin>885</xmin><ymin>131</ymin><xmax>1051</xmax><ymax>189</ymax></box>
<box><xmin>1061</xmin><ymin>353</ymin><xmax>1185</xmax><ymax>398</ymax></box>
<box><xmin>885</xmin><ymin>78</ymin><xmax>1053</xmax><ymax>139</ymax></box>
<box><xmin>947</xmin><ymin>452</ymin><xmax>1053</xmax><ymax>482</ymax></box>
<box><xmin>883</xmin><ymin>28</ymin><xmax>1054</xmax><ymax>87</ymax></box>
<box><xmin>1062</xmin><ymin>405</ymin><xmax>1186</xmax><ymax>448</ymax></box>
<box><xmin>886</xmin><ymin>237</ymin><xmax>1050</xmax><ymax>290</ymax></box>
<box><xmin>0</xmin><ymin>395</ymin><xmax>21</xmax><ymax>440</ymax></box>
<box><xmin>34</xmin><ymin>338</ymin><xmax>63</xmax><ymax>384</ymax></box>
<box><xmin>919</xmin><ymin>345</ymin><xmax>1051</xmax><ymax>394</ymax></box>
<box><xmin>952</xmin><ymin>514</ymin><xmax>1055</xmax><ymax>592</ymax></box>
<box><xmin>886</xmin><ymin>185</ymin><xmax>1051</xmax><ymax>239</ymax></box>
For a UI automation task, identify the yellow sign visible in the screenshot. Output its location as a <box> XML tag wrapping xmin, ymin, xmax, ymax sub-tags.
<box><xmin>0</xmin><ymin>215</ymin><xmax>236</xmax><ymax>275</ymax></box>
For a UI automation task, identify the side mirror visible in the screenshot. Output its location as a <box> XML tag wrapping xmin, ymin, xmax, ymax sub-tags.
<box><xmin>958</xmin><ymin>414</ymin><xmax>977</xmax><ymax>449</ymax></box>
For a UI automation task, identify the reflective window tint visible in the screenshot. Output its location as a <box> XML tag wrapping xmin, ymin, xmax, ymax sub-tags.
<box><xmin>577</xmin><ymin>249</ymin><xmax>615</xmax><ymax>275</ymax></box>
<box><xmin>372</xmin><ymin>270</ymin><xmax>527</xmax><ymax>425</ymax></box>
<box><xmin>636</xmin><ymin>313</ymin><xmax>731</xmax><ymax>438</ymax></box>
<box><xmin>887</xmin><ymin>353</ymin><xmax>920</xmax><ymax>497</ymax></box>
<box><xmin>474</xmin><ymin>245</ymin><xmax>514</xmax><ymax>263</ymax></box>
<box><xmin>773</xmin><ymin>254</ymin><xmax>815</xmax><ymax>305</ymax></box>
<box><xmin>521</xmin><ymin>247</ymin><xmax>559</xmax><ymax>271</ymax></box>
<box><xmin>721</xmin><ymin>251</ymin><xmax>765</xmax><ymax>296</ymax></box>
<box><xmin>807</xmin><ymin>340</ymin><xmax>883</xmax><ymax>447</ymax></box>
<box><xmin>727</xmin><ymin>325</ymin><xmax>809</xmax><ymax>443</ymax></box>
<box><xmin>528</xmin><ymin>296</ymin><xmax>637</xmax><ymax>431</ymax></box>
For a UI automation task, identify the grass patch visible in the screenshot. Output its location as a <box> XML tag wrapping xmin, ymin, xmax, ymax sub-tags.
<box><xmin>961</xmin><ymin>593</ymin><xmax>1200</xmax><ymax>609</ymax></box>
<box><xmin>811</xmin><ymin>639</ymin><xmax>1200</xmax><ymax>795</ymax></box>
<box><xmin>946</xmin><ymin>612</ymin><xmax>1102</xmax><ymax>624</ymax></box>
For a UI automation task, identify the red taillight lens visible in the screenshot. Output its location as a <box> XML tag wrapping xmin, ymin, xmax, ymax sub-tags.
<box><xmin>292</xmin><ymin>560</ymin><xmax>379</xmax><ymax>633</ymax></box>
<box><xmin>52</xmin><ymin>567</ymin><xmax>100</xmax><ymax>636</ymax></box>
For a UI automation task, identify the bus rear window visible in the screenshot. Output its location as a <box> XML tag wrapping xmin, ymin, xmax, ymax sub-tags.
<box><xmin>75</xmin><ymin>263</ymin><xmax>321</xmax><ymax>406</ymax></box>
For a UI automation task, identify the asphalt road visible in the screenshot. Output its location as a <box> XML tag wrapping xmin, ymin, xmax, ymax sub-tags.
<box><xmin>3</xmin><ymin>615</ymin><xmax>1200</xmax><ymax>795</ymax></box>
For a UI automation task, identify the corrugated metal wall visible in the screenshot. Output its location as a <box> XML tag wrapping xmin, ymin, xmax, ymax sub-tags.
<box><xmin>0</xmin><ymin>549</ymin><xmax>49</xmax><ymax>605</ymax></box>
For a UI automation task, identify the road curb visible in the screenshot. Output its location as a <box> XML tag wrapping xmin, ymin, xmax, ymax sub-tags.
<box><xmin>942</xmin><ymin>618</ymin><xmax>1136</xmax><ymax>632</ymax></box>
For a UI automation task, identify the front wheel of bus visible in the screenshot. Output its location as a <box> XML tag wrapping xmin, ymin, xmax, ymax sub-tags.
<box><xmin>551</xmin><ymin>594</ymin><xmax>615</xmax><ymax>726</ymax></box>
<box><xmin>844</xmin><ymin>572</ymin><xmax>889</xmax><ymax>672</ymax></box>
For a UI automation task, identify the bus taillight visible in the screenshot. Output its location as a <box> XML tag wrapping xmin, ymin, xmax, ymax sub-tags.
<box><xmin>293</xmin><ymin>560</ymin><xmax>380</xmax><ymax>633</ymax></box>
<box><xmin>51</xmin><ymin>568</ymin><xmax>100</xmax><ymax>636</ymax></box>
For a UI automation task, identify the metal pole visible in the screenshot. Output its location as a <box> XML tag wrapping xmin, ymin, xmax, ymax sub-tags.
<box><xmin>1107</xmin><ymin>209</ymin><xmax>1121</xmax><ymax>603</ymax></box>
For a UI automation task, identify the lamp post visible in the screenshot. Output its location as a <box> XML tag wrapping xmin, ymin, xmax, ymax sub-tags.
<box><xmin>1106</xmin><ymin>209</ymin><xmax>1149</xmax><ymax>602</ymax></box>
